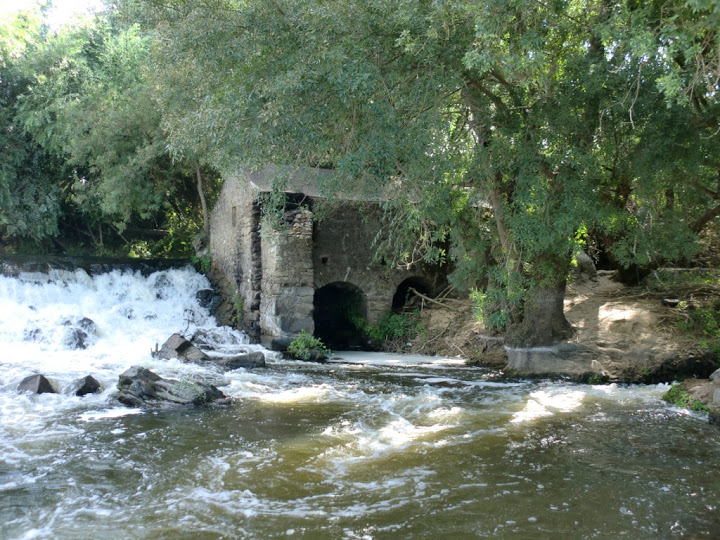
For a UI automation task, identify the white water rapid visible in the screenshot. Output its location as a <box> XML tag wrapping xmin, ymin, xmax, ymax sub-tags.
<box><xmin>1</xmin><ymin>264</ymin><xmax>719</xmax><ymax>539</ymax></box>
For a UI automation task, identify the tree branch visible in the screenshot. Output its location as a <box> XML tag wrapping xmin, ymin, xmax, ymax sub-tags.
<box><xmin>690</xmin><ymin>203</ymin><xmax>720</xmax><ymax>233</ymax></box>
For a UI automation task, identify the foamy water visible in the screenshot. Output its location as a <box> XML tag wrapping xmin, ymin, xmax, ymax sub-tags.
<box><xmin>1</xmin><ymin>265</ymin><xmax>719</xmax><ymax>539</ymax></box>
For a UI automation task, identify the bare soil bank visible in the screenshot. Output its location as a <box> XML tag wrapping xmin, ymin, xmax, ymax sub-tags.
<box><xmin>408</xmin><ymin>270</ymin><xmax>718</xmax><ymax>384</ymax></box>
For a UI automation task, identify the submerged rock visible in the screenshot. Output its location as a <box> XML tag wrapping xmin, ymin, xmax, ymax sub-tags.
<box><xmin>156</xmin><ymin>332</ymin><xmax>265</xmax><ymax>370</ymax></box>
<box><xmin>505</xmin><ymin>343</ymin><xmax>603</xmax><ymax>380</ymax></box>
<box><xmin>61</xmin><ymin>317</ymin><xmax>97</xmax><ymax>350</ymax></box>
<box><xmin>214</xmin><ymin>351</ymin><xmax>266</xmax><ymax>370</ymax></box>
<box><xmin>662</xmin><ymin>379</ymin><xmax>720</xmax><ymax>426</ymax></box>
<box><xmin>115</xmin><ymin>366</ymin><xmax>226</xmax><ymax>407</ymax></box>
<box><xmin>18</xmin><ymin>374</ymin><xmax>56</xmax><ymax>394</ymax></box>
<box><xmin>195</xmin><ymin>288</ymin><xmax>217</xmax><ymax>310</ymax></box>
<box><xmin>156</xmin><ymin>333</ymin><xmax>210</xmax><ymax>363</ymax></box>
<box><xmin>191</xmin><ymin>328</ymin><xmax>247</xmax><ymax>351</ymax></box>
<box><xmin>73</xmin><ymin>375</ymin><xmax>101</xmax><ymax>396</ymax></box>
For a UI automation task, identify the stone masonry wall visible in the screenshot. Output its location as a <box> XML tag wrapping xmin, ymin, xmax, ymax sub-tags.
<box><xmin>208</xmin><ymin>180</ymin><xmax>260</xmax><ymax>339</ymax></box>
<box><xmin>259</xmin><ymin>208</ymin><xmax>315</xmax><ymax>347</ymax></box>
<box><xmin>313</xmin><ymin>202</ymin><xmax>444</xmax><ymax>325</ymax></box>
<box><xmin>209</xmin><ymin>175</ymin><xmax>447</xmax><ymax>346</ymax></box>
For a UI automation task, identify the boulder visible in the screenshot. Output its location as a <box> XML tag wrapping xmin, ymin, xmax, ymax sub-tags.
<box><xmin>18</xmin><ymin>374</ymin><xmax>56</xmax><ymax>394</ymax></box>
<box><xmin>73</xmin><ymin>375</ymin><xmax>101</xmax><ymax>396</ymax></box>
<box><xmin>573</xmin><ymin>250</ymin><xmax>597</xmax><ymax>281</ymax></box>
<box><xmin>196</xmin><ymin>289</ymin><xmax>216</xmax><ymax>310</ymax></box>
<box><xmin>261</xmin><ymin>336</ymin><xmax>294</xmax><ymax>352</ymax></box>
<box><xmin>156</xmin><ymin>333</ymin><xmax>210</xmax><ymax>363</ymax></box>
<box><xmin>214</xmin><ymin>351</ymin><xmax>266</xmax><ymax>370</ymax></box>
<box><xmin>191</xmin><ymin>328</ymin><xmax>247</xmax><ymax>351</ymax></box>
<box><xmin>304</xmin><ymin>349</ymin><xmax>329</xmax><ymax>362</ymax></box>
<box><xmin>476</xmin><ymin>334</ymin><xmax>507</xmax><ymax>368</ymax></box>
<box><xmin>505</xmin><ymin>343</ymin><xmax>602</xmax><ymax>380</ymax></box>
<box><xmin>710</xmin><ymin>368</ymin><xmax>720</xmax><ymax>382</ymax></box>
<box><xmin>115</xmin><ymin>366</ymin><xmax>225</xmax><ymax>407</ymax></box>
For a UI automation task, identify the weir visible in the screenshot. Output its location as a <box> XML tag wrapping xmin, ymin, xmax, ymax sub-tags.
<box><xmin>0</xmin><ymin>254</ymin><xmax>192</xmax><ymax>277</ymax></box>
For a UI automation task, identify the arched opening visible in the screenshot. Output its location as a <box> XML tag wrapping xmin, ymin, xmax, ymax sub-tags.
<box><xmin>392</xmin><ymin>277</ymin><xmax>432</xmax><ymax>312</ymax></box>
<box><xmin>313</xmin><ymin>282</ymin><xmax>366</xmax><ymax>350</ymax></box>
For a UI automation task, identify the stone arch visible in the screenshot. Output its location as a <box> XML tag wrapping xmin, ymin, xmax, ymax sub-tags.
<box><xmin>313</xmin><ymin>282</ymin><xmax>367</xmax><ymax>350</ymax></box>
<box><xmin>392</xmin><ymin>276</ymin><xmax>433</xmax><ymax>312</ymax></box>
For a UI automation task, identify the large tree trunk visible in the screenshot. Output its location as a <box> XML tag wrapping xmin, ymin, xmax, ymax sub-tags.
<box><xmin>505</xmin><ymin>271</ymin><xmax>574</xmax><ymax>348</ymax></box>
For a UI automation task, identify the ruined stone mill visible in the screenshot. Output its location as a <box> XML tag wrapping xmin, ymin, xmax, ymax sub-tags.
<box><xmin>209</xmin><ymin>166</ymin><xmax>447</xmax><ymax>350</ymax></box>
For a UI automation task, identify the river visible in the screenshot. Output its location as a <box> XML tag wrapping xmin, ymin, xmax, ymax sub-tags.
<box><xmin>1</xmin><ymin>263</ymin><xmax>718</xmax><ymax>539</ymax></box>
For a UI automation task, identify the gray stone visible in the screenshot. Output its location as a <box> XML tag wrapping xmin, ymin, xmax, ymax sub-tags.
<box><xmin>196</xmin><ymin>288</ymin><xmax>216</xmax><ymax>310</ymax></box>
<box><xmin>574</xmin><ymin>250</ymin><xmax>596</xmax><ymax>279</ymax></box>
<box><xmin>115</xmin><ymin>366</ymin><xmax>226</xmax><ymax>407</ymax></box>
<box><xmin>506</xmin><ymin>344</ymin><xmax>601</xmax><ymax>380</ymax></box>
<box><xmin>156</xmin><ymin>333</ymin><xmax>210</xmax><ymax>363</ymax></box>
<box><xmin>214</xmin><ymin>351</ymin><xmax>266</xmax><ymax>370</ymax></box>
<box><xmin>710</xmin><ymin>368</ymin><xmax>720</xmax><ymax>382</ymax></box>
<box><xmin>61</xmin><ymin>317</ymin><xmax>97</xmax><ymax>350</ymax></box>
<box><xmin>18</xmin><ymin>374</ymin><xmax>56</xmax><ymax>394</ymax></box>
<box><xmin>261</xmin><ymin>336</ymin><xmax>294</xmax><ymax>351</ymax></box>
<box><xmin>73</xmin><ymin>375</ymin><xmax>101</xmax><ymax>396</ymax></box>
<box><xmin>714</xmin><ymin>388</ymin><xmax>720</xmax><ymax>406</ymax></box>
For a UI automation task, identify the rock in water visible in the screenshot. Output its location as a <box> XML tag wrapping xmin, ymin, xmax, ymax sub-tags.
<box><xmin>195</xmin><ymin>288</ymin><xmax>216</xmax><ymax>310</ymax></box>
<box><xmin>115</xmin><ymin>366</ymin><xmax>225</xmax><ymax>407</ymax></box>
<box><xmin>18</xmin><ymin>374</ymin><xmax>56</xmax><ymax>394</ymax></box>
<box><xmin>73</xmin><ymin>375</ymin><xmax>101</xmax><ymax>396</ymax></box>
<box><xmin>214</xmin><ymin>351</ymin><xmax>266</xmax><ymax>370</ymax></box>
<box><xmin>156</xmin><ymin>333</ymin><xmax>209</xmax><ymax>363</ymax></box>
<box><xmin>61</xmin><ymin>317</ymin><xmax>97</xmax><ymax>349</ymax></box>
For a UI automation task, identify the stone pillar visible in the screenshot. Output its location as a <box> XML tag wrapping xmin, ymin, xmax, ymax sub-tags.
<box><xmin>260</xmin><ymin>208</ymin><xmax>315</xmax><ymax>349</ymax></box>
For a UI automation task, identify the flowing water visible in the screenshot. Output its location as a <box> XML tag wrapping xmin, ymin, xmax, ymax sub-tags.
<box><xmin>1</xmin><ymin>264</ymin><xmax>719</xmax><ymax>539</ymax></box>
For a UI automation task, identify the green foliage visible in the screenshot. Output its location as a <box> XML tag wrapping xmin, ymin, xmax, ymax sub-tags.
<box><xmin>677</xmin><ymin>304</ymin><xmax>720</xmax><ymax>339</ymax></box>
<box><xmin>192</xmin><ymin>254</ymin><xmax>211</xmax><ymax>275</ymax></box>
<box><xmin>586</xmin><ymin>373</ymin><xmax>611</xmax><ymax>385</ymax></box>
<box><xmin>662</xmin><ymin>385</ymin><xmax>709</xmax><ymax>414</ymax></box>
<box><xmin>0</xmin><ymin>6</ymin><xmax>219</xmax><ymax>255</ymax></box>
<box><xmin>287</xmin><ymin>330</ymin><xmax>331</xmax><ymax>361</ymax></box>
<box><xmin>646</xmin><ymin>268</ymin><xmax>720</xmax><ymax>289</ymax></box>
<box><xmin>257</xmin><ymin>190</ymin><xmax>290</xmax><ymax>232</ymax></box>
<box><xmin>4</xmin><ymin>0</ymin><xmax>720</xmax><ymax>345</ymax></box>
<box><xmin>470</xmin><ymin>268</ymin><xmax>527</xmax><ymax>332</ymax></box>
<box><xmin>227</xmin><ymin>288</ymin><xmax>244</xmax><ymax>328</ymax></box>
<box><xmin>353</xmin><ymin>311</ymin><xmax>424</xmax><ymax>344</ymax></box>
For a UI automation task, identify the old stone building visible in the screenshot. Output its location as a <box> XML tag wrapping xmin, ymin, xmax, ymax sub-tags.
<box><xmin>209</xmin><ymin>166</ymin><xmax>447</xmax><ymax>350</ymax></box>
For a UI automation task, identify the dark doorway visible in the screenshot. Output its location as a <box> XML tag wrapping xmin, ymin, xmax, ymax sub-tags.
<box><xmin>392</xmin><ymin>277</ymin><xmax>432</xmax><ymax>312</ymax></box>
<box><xmin>313</xmin><ymin>282</ymin><xmax>366</xmax><ymax>349</ymax></box>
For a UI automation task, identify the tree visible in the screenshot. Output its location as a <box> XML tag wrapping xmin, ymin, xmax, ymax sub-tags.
<box><xmin>122</xmin><ymin>0</ymin><xmax>720</xmax><ymax>346</ymax></box>
<box><xmin>0</xmin><ymin>6</ymin><xmax>63</xmax><ymax>244</ymax></box>
<box><xmin>8</xmin><ymin>7</ymin><xmax>218</xmax><ymax>255</ymax></box>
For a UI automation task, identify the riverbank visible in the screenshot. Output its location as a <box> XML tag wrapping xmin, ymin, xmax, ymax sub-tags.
<box><xmin>407</xmin><ymin>270</ymin><xmax>719</xmax><ymax>384</ymax></box>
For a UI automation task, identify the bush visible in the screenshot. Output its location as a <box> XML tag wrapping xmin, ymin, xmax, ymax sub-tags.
<box><xmin>662</xmin><ymin>385</ymin><xmax>709</xmax><ymax>413</ymax></box>
<box><xmin>288</xmin><ymin>330</ymin><xmax>331</xmax><ymax>361</ymax></box>
<box><xmin>352</xmin><ymin>310</ymin><xmax>424</xmax><ymax>344</ymax></box>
